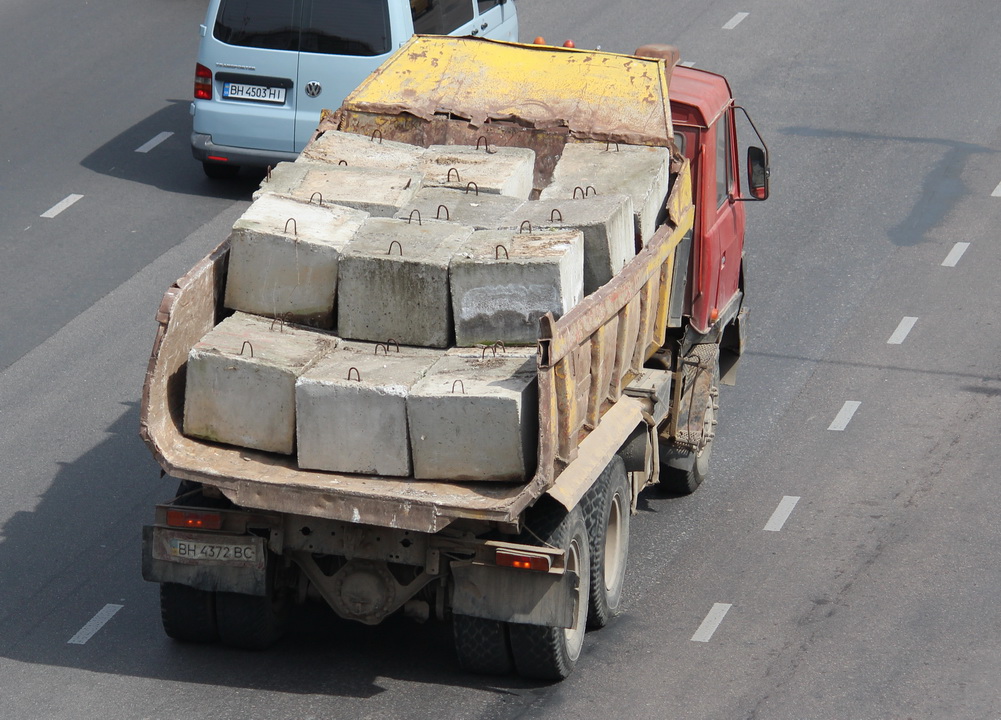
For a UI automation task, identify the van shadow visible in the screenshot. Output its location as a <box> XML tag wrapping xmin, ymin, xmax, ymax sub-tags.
<box><xmin>79</xmin><ymin>100</ymin><xmax>265</xmax><ymax>199</ymax></box>
<box><xmin>0</xmin><ymin>401</ymin><xmax>542</xmax><ymax>698</ymax></box>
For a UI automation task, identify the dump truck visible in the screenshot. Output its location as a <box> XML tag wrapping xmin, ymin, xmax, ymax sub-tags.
<box><xmin>140</xmin><ymin>35</ymin><xmax>769</xmax><ymax>681</ymax></box>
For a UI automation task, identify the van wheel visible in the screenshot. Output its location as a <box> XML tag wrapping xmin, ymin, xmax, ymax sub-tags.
<box><xmin>452</xmin><ymin>614</ymin><xmax>514</xmax><ymax>675</ymax></box>
<box><xmin>581</xmin><ymin>455</ymin><xmax>630</xmax><ymax>628</ymax></box>
<box><xmin>160</xmin><ymin>582</ymin><xmax>218</xmax><ymax>643</ymax></box>
<box><xmin>215</xmin><ymin>556</ymin><xmax>289</xmax><ymax>650</ymax></box>
<box><xmin>509</xmin><ymin>501</ymin><xmax>590</xmax><ymax>681</ymax></box>
<box><xmin>202</xmin><ymin>161</ymin><xmax>240</xmax><ymax>179</ymax></box>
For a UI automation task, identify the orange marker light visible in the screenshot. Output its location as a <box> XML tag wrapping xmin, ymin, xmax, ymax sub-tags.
<box><xmin>563</xmin><ymin>40</ymin><xmax>575</xmax><ymax>48</ymax></box>
<box><xmin>533</xmin><ymin>36</ymin><xmax>546</xmax><ymax>45</ymax></box>
<box><xmin>710</xmin><ymin>307</ymin><xmax>720</xmax><ymax>322</ymax></box>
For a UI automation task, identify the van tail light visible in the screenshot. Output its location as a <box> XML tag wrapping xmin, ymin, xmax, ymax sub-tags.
<box><xmin>166</xmin><ymin>509</ymin><xmax>222</xmax><ymax>530</ymax></box>
<box><xmin>195</xmin><ymin>63</ymin><xmax>213</xmax><ymax>100</ymax></box>
<box><xmin>495</xmin><ymin>549</ymin><xmax>552</xmax><ymax>572</ymax></box>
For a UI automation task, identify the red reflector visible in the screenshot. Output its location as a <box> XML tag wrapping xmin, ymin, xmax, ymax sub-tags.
<box><xmin>195</xmin><ymin>63</ymin><xmax>212</xmax><ymax>100</ymax></box>
<box><xmin>206</xmin><ymin>155</ymin><xmax>230</xmax><ymax>162</ymax></box>
<box><xmin>495</xmin><ymin>549</ymin><xmax>552</xmax><ymax>572</ymax></box>
<box><xmin>166</xmin><ymin>509</ymin><xmax>222</xmax><ymax>530</ymax></box>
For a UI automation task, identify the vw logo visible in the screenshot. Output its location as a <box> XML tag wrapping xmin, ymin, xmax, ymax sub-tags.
<box><xmin>305</xmin><ymin>81</ymin><xmax>322</xmax><ymax>98</ymax></box>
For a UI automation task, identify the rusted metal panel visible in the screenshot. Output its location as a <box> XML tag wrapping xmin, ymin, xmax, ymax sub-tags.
<box><xmin>341</xmin><ymin>36</ymin><xmax>673</xmax><ymax>147</ymax></box>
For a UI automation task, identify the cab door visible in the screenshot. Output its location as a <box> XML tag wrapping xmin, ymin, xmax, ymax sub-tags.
<box><xmin>705</xmin><ymin>108</ymin><xmax>745</xmax><ymax>324</ymax></box>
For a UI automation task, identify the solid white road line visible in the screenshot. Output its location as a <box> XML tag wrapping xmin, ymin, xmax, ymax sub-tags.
<box><xmin>680</xmin><ymin>61</ymin><xmax>696</xmax><ymax>67</ymax></box>
<box><xmin>764</xmin><ymin>496</ymin><xmax>800</xmax><ymax>532</ymax></box>
<box><xmin>723</xmin><ymin>12</ymin><xmax>749</xmax><ymax>29</ymax></box>
<box><xmin>828</xmin><ymin>401</ymin><xmax>861</xmax><ymax>431</ymax></box>
<box><xmin>67</xmin><ymin>604</ymin><xmax>123</xmax><ymax>645</ymax></box>
<box><xmin>887</xmin><ymin>316</ymin><xmax>918</xmax><ymax>345</ymax></box>
<box><xmin>41</xmin><ymin>194</ymin><xmax>84</xmax><ymax>218</ymax></box>
<box><xmin>941</xmin><ymin>242</ymin><xmax>970</xmax><ymax>267</ymax></box>
<box><xmin>692</xmin><ymin>603</ymin><xmax>732</xmax><ymax>642</ymax></box>
<box><xmin>135</xmin><ymin>131</ymin><xmax>174</xmax><ymax>154</ymax></box>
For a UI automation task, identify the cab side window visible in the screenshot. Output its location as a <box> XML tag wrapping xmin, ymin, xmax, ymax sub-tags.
<box><xmin>411</xmin><ymin>0</ymin><xmax>474</xmax><ymax>34</ymax></box>
<box><xmin>715</xmin><ymin>111</ymin><xmax>732</xmax><ymax>207</ymax></box>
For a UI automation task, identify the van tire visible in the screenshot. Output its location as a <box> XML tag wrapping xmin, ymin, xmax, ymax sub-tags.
<box><xmin>509</xmin><ymin>501</ymin><xmax>590</xmax><ymax>681</ymax></box>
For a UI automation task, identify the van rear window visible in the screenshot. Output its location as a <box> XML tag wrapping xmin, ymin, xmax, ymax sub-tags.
<box><xmin>215</xmin><ymin>0</ymin><xmax>391</xmax><ymax>56</ymax></box>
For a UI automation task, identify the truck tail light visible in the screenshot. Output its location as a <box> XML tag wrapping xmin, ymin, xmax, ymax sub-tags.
<box><xmin>495</xmin><ymin>549</ymin><xmax>552</xmax><ymax>572</ymax></box>
<box><xmin>195</xmin><ymin>63</ymin><xmax>212</xmax><ymax>100</ymax></box>
<box><xmin>166</xmin><ymin>509</ymin><xmax>222</xmax><ymax>530</ymax></box>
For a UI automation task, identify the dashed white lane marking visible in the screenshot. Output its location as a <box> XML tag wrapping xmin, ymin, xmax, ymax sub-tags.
<box><xmin>67</xmin><ymin>604</ymin><xmax>123</xmax><ymax>645</ymax></box>
<box><xmin>692</xmin><ymin>603</ymin><xmax>732</xmax><ymax>642</ymax></box>
<box><xmin>764</xmin><ymin>496</ymin><xmax>800</xmax><ymax>532</ymax></box>
<box><xmin>991</xmin><ymin>181</ymin><xmax>1001</xmax><ymax>197</ymax></box>
<box><xmin>680</xmin><ymin>61</ymin><xmax>696</xmax><ymax>67</ymax></box>
<box><xmin>41</xmin><ymin>194</ymin><xmax>84</xmax><ymax>218</ymax></box>
<box><xmin>941</xmin><ymin>242</ymin><xmax>970</xmax><ymax>267</ymax></box>
<box><xmin>135</xmin><ymin>131</ymin><xmax>174</xmax><ymax>154</ymax></box>
<box><xmin>723</xmin><ymin>12</ymin><xmax>749</xmax><ymax>29</ymax></box>
<box><xmin>887</xmin><ymin>316</ymin><xmax>918</xmax><ymax>345</ymax></box>
<box><xmin>828</xmin><ymin>401</ymin><xmax>861</xmax><ymax>431</ymax></box>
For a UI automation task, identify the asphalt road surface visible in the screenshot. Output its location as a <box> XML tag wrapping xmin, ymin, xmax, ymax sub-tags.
<box><xmin>1</xmin><ymin>1</ymin><xmax>1000</xmax><ymax>718</ymax></box>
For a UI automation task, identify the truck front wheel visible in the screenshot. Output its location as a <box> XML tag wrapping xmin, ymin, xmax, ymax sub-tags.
<box><xmin>582</xmin><ymin>455</ymin><xmax>630</xmax><ymax>628</ymax></box>
<box><xmin>509</xmin><ymin>502</ymin><xmax>590</xmax><ymax>681</ymax></box>
<box><xmin>160</xmin><ymin>582</ymin><xmax>218</xmax><ymax>643</ymax></box>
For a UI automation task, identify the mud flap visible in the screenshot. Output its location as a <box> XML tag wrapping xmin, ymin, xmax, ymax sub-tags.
<box><xmin>450</xmin><ymin>561</ymin><xmax>577</xmax><ymax>628</ymax></box>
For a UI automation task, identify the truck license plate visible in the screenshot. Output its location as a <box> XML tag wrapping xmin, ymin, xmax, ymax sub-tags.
<box><xmin>169</xmin><ymin>538</ymin><xmax>258</xmax><ymax>562</ymax></box>
<box><xmin>223</xmin><ymin>82</ymin><xmax>286</xmax><ymax>104</ymax></box>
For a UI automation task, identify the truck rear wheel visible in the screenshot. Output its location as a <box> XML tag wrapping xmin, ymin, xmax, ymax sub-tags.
<box><xmin>509</xmin><ymin>501</ymin><xmax>590</xmax><ymax>681</ymax></box>
<box><xmin>452</xmin><ymin>614</ymin><xmax>514</xmax><ymax>675</ymax></box>
<box><xmin>215</xmin><ymin>556</ymin><xmax>289</xmax><ymax>650</ymax></box>
<box><xmin>581</xmin><ymin>455</ymin><xmax>630</xmax><ymax>629</ymax></box>
<box><xmin>160</xmin><ymin>582</ymin><xmax>218</xmax><ymax>643</ymax></box>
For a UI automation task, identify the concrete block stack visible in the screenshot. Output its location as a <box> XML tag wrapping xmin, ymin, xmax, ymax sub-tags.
<box><xmin>184</xmin><ymin>312</ymin><xmax>335</xmax><ymax>455</ymax></box>
<box><xmin>450</xmin><ymin>228</ymin><xmax>584</xmax><ymax>347</ymax></box>
<box><xmin>540</xmin><ymin>142</ymin><xmax>672</xmax><ymax>246</ymax></box>
<box><xmin>181</xmin><ymin>132</ymin><xmax>672</xmax><ymax>480</ymax></box>
<box><xmin>224</xmin><ymin>193</ymin><xmax>368</xmax><ymax>328</ymax></box>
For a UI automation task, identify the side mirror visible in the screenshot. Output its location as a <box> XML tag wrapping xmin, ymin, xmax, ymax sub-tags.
<box><xmin>747</xmin><ymin>146</ymin><xmax>769</xmax><ymax>200</ymax></box>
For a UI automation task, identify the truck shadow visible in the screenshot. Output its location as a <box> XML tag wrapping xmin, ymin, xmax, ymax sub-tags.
<box><xmin>780</xmin><ymin>126</ymin><xmax>996</xmax><ymax>247</ymax></box>
<box><xmin>0</xmin><ymin>402</ymin><xmax>553</xmax><ymax>699</ymax></box>
<box><xmin>79</xmin><ymin>100</ymin><xmax>266</xmax><ymax>200</ymax></box>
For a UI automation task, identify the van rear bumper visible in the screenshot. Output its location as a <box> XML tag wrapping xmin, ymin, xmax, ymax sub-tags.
<box><xmin>191</xmin><ymin>132</ymin><xmax>300</xmax><ymax>169</ymax></box>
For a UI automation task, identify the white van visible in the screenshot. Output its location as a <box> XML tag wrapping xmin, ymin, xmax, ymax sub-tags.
<box><xmin>191</xmin><ymin>0</ymin><xmax>518</xmax><ymax>178</ymax></box>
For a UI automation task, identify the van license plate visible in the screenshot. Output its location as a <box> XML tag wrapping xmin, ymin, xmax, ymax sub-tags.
<box><xmin>223</xmin><ymin>82</ymin><xmax>286</xmax><ymax>104</ymax></box>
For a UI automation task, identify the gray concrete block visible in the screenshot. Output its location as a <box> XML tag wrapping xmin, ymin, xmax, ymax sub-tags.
<box><xmin>539</xmin><ymin>142</ymin><xmax>672</xmax><ymax>245</ymax></box>
<box><xmin>296</xmin><ymin>341</ymin><xmax>441</xmax><ymax>476</ymax></box>
<box><xmin>254</xmin><ymin>161</ymin><xmax>422</xmax><ymax>217</ymax></box>
<box><xmin>396</xmin><ymin>187</ymin><xmax>525</xmax><ymax>230</ymax></box>
<box><xmin>499</xmin><ymin>194</ymin><xmax>635</xmax><ymax>294</ymax></box>
<box><xmin>421</xmin><ymin>145</ymin><xmax>536</xmax><ymax>199</ymax></box>
<box><xmin>337</xmin><ymin>218</ymin><xmax>474</xmax><ymax>347</ymax></box>
<box><xmin>184</xmin><ymin>312</ymin><xmax>335</xmax><ymax>455</ymax></box>
<box><xmin>408</xmin><ymin>354</ymin><xmax>538</xmax><ymax>481</ymax></box>
<box><xmin>298</xmin><ymin>130</ymin><xmax>425</xmax><ymax>171</ymax></box>
<box><xmin>450</xmin><ymin>229</ymin><xmax>584</xmax><ymax>347</ymax></box>
<box><xmin>224</xmin><ymin>193</ymin><xmax>368</xmax><ymax>329</ymax></box>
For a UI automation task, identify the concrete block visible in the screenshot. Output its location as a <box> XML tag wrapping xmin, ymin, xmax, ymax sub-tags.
<box><xmin>450</xmin><ymin>229</ymin><xmax>584</xmax><ymax>346</ymax></box>
<box><xmin>408</xmin><ymin>354</ymin><xmax>538</xmax><ymax>481</ymax></box>
<box><xmin>539</xmin><ymin>142</ymin><xmax>672</xmax><ymax>245</ymax></box>
<box><xmin>396</xmin><ymin>187</ymin><xmax>525</xmax><ymax>230</ymax></box>
<box><xmin>255</xmin><ymin>161</ymin><xmax>422</xmax><ymax>217</ymax></box>
<box><xmin>421</xmin><ymin>145</ymin><xmax>536</xmax><ymax>199</ymax></box>
<box><xmin>298</xmin><ymin>130</ymin><xmax>425</xmax><ymax>171</ymax></box>
<box><xmin>184</xmin><ymin>312</ymin><xmax>335</xmax><ymax>455</ymax></box>
<box><xmin>499</xmin><ymin>194</ymin><xmax>635</xmax><ymax>294</ymax></box>
<box><xmin>224</xmin><ymin>194</ymin><xmax>368</xmax><ymax>328</ymax></box>
<box><xmin>337</xmin><ymin>217</ymin><xmax>474</xmax><ymax>347</ymax></box>
<box><xmin>296</xmin><ymin>341</ymin><xmax>441</xmax><ymax>476</ymax></box>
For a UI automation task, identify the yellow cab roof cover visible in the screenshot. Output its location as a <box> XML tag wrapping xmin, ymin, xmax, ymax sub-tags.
<box><xmin>341</xmin><ymin>35</ymin><xmax>674</xmax><ymax>146</ymax></box>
